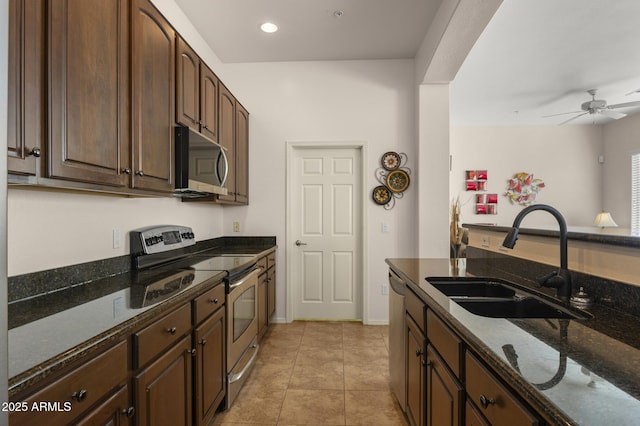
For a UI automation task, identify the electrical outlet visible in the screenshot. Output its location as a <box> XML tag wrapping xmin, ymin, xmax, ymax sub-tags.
<box><xmin>381</xmin><ymin>222</ymin><xmax>390</xmax><ymax>233</ymax></box>
<box><xmin>481</xmin><ymin>235</ymin><xmax>490</xmax><ymax>248</ymax></box>
<box><xmin>233</xmin><ymin>222</ymin><xmax>240</xmax><ymax>232</ymax></box>
<box><xmin>113</xmin><ymin>229</ymin><xmax>121</xmax><ymax>249</ymax></box>
<box><xmin>381</xmin><ymin>285</ymin><xmax>388</xmax><ymax>295</ymax></box>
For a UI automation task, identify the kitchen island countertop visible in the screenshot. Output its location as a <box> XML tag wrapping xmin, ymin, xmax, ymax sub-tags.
<box><xmin>386</xmin><ymin>258</ymin><xmax>640</xmax><ymax>426</ymax></box>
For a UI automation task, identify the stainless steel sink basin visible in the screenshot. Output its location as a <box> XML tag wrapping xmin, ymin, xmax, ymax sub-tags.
<box><xmin>425</xmin><ymin>277</ymin><xmax>591</xmax><ymax>320</ymax></box>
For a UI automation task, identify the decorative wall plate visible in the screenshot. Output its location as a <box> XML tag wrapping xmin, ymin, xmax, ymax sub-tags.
<box><xmin>381</xmin><ymin>152</ymin><xmax>402</xmax><ymax>170</ymax></box>
<box><xmin>372</xmin><ymin>185</ymin><xmax>392</xmax><ymax>205</ymax></box>
<box><xmin>386</xmin><ymin>169</ymin><xmax>410</xmax><ymax>193</ymax></box>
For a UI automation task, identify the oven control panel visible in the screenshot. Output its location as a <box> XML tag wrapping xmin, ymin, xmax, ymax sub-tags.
<box><xmin>130</xmin><ymin>225</ymin><xmax>196</xmax><ymax>255</ymax></box>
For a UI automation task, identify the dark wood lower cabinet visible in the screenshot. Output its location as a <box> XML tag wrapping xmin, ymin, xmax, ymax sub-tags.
<box><xmin>465</xmin><ymin>400</ymin><xmax>490</xmax><ymax>426</ymax></box>
<box><xmin>406</xmin><ymin>314</ymin><xmax>425</xmax><ymax>426</ymax></box>
<box><xmin>75</xmin><ymin>385</ymin><xmax>133</xmax><ymax>426</ymax></box>
<box><xmin>134</xmin><ymin>336</ymin><xmax>193</xmax><ymax>426</ymax></box>
<box><xmin>426</xmin><ymin>345</ymin><xmax>463</xmax><ymax>426</ymax></box>
<box><xmin>194</xmin><ymin>307</ymin><xmax>226</xmax><ymax>426</ymax></box>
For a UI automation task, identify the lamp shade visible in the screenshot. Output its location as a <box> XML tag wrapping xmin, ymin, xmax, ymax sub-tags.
<box><xmin>593</xmin><ymin>211</ymin><xmax>618</xmax><ymax>228</ymax></box>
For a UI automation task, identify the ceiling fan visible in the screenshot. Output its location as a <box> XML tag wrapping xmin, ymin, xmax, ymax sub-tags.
<box><xmin>545</xmin><ymin>89</ymin><xmax>640</xmax><ymax>125</ymax></box>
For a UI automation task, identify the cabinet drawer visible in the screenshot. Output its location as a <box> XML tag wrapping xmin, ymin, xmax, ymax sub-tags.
<box><xmin>427</xmin><ymin>309</ymin><xmax>463</xmax><ymax>378</ymax></box>
<box><xmin>10</xmin><ymin>340</ymin><xmax>128</xmax><ymax>426</ymax></box>
<box><xmin>134</xmin><ymin>303</ymin><xmax>192</xmax><ymax>368</ymax></box>
<box><xmin>465</xmin><ymin>351</ymin><xmax>540</xmax><ymax>426</ymax></box>
<box><xmin>193</xmin><ymin>282</ymin><xmax>225</xmax><ymax>325</ymax></box>
<box><xmin>257</xmin><ymin>255</ymin><xmax>268</xmax><ymax>271</ymax></box>
<box><xmin>405</xmin><ymin>288</ymin><xmax>426</xmax><ymax>333</ymax></box>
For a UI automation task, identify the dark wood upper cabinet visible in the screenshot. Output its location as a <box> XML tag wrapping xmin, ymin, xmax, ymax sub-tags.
<box><xmin>176</xmin><ymin>38</ymin><xmax>200</xmax><ymax>132</ymax></box>
<box><xmin>47</xmin><ymin>0</ymin><xmax>130</xmax><ymax>187</ymax></box>
<box><xmin>217</xmin><ymin>84</ymin><xmax>237</xmax><ymax>203</ymax></box>
<box><xmin>217</xmin><ymin>84</ymin><xmax>249</xmax><ymax>205</ymax></box>
<box><xmin>131</xmin><ymin>0</ymin><xmax>175</xmax><ymax>193</ymax></box>
<box><xmin>8</xmin><ymin>0</ymin><xmax>44</xmax><ymax>176</ymax></box>
<box><xmin>176</xmin><ymin>37</ymin><xmax>219</xmax><ymax>142</ymax></box>
<box><xmin>235</xmin><ymin>102</ymin><xmax>249</xmax><ymax>204</ymax></box>
<box><xmin>200</xmin><ymin>64</ymin><xmax>219</xmax><ymax>141</ymax></box>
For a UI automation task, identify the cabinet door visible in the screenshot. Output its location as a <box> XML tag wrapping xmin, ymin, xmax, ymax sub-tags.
<box><xmin>267</xmin><ymin>265</ymin><xmax>276</xmax><ymax>320</ymax></box>
<box><xmin>426</xmin><ymin>346</ymin><xmax>463</xmax><ymax>426</ymax></box>
<box><xmin>131</xmin><ymin>0</ymin><xmax>175</xmax><ymax>192</ymax></box>
<box><xmin>194</xmin><ymin>307</ymin><xmax>226</xmax><ymax>426</ymax></box>
<box><xmin>8</xmin><ymin>0</ymin><xmax>44</xmax><ymax>175</ymax></box>
<box><xmin>75</xmin><ymin>384</ymin><xmax>134</xmax><ymax>426</ymax></box>
<box><xmin>217</xmin><ymin>84</ymin><xmax>236</xmax><ymax>202</ymax></box>
<box><xmin>406</xmin><ymin>314</ymin><xmax>425</xmax><ymax>426</ymax></box>
<box><xmin>465</xmin><ymin>401</ymin><xmax>490</xmax><ymax>426</ymax></box>
<box><xmin>235</xmin><ymin>102</ymin><xmax>249</xmax><ymax>204</ymax></box>
<box><xmin>176</xmin><ymin>37</ymin><xmax>200</xmax><ymax>132</ymax></box>
<box><xmin>134</xmin><ymin>336</ymin><xmax>193</xmax><ymax>426</ymax></box>
<box><xmin>257</xmin><ymin>271</ymin><xmax>268</xmax><ymax>338</ymax></box>
<box><xmin>200</xmin><ymin>64</ymin><xmax>219</xmax><ymax>141</ymax></box>
<box><xmin>48</xmin><ymin>0</ymin><xmax>130</xmax><ymax>187</ymax></box>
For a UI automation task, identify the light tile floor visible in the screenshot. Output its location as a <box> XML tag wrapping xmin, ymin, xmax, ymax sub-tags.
<box><xmin>214</xmin><ymin>321</ymin><xmax>408</xmax><ymax>426</ymax></box>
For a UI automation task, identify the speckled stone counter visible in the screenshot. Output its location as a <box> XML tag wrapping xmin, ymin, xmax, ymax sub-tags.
<box><xmin>386</xmin><ymin>258</ymin><xmax>640</xmax><ymax>426</ymax></box>
<box><xmin>8</xmin><ymin>236</ymin><xmax>276</xmax><ymax>397</ymax></box>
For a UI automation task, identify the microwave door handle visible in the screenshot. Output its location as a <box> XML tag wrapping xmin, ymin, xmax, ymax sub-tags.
<box><xmin>218</xmin><ymin>148</ymin><xmax>229</xmax><ymax>187</ymax></box>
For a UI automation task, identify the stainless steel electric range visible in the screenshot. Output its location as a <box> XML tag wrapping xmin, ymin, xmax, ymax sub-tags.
<box><xmin>130</xmin><ymin>225</ymin><xmax>262</xmax><ymax>410</ymax></box>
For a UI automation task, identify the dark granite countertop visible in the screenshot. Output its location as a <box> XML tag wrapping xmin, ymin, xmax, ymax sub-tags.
<box><xmin>8</xmin><ymin>237</ymin><xmax>276</xmax><ymax>397</ymax></box>
<box><xmin>463</xmin><ymin>223</ymin><xmax>640</xmax><ymax>249</ymax></box>
<box><xmin>386</xmin><ymin>258</ymin><xmax>640</xmax><ymax>426</ymax></box>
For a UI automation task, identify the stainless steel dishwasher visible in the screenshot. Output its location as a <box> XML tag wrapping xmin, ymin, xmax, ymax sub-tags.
<box><xmin>388</xmin><ymin>268</ymin><xmax>406</xmax><ymax>412</ymax></box>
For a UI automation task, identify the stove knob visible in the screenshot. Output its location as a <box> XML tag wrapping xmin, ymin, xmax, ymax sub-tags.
<box><xmin>145</xmin><ymin>238</ymin><xmax>152</xmax><ymax>246</ymax></box>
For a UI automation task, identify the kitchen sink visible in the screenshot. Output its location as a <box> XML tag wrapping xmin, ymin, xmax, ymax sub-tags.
<box><xmin>426</xmin><ymin>277</ymin><xmax>517</xmax><ymax>299</ymax></box>
<box><xmin>425</xmin><ymin>277</ymin><xmax>591</xmax><ymax>320</ymax></box>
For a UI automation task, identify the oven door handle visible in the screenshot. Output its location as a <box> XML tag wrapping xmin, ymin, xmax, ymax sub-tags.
<box><xmin>228</xmin><ymin>267</ymin><xmax>262</xmax><ymax>291</ymax></box>
<box><xmin>228</xmin><ymin>344</ymin><xmax>259</xmax><ymax>384</ymax></box>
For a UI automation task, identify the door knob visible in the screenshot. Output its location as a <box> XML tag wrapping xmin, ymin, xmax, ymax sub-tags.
<box><xmin>295</xmin><ymin>240</ymin><xmax>307</xmax><ymax>246</ymax></box>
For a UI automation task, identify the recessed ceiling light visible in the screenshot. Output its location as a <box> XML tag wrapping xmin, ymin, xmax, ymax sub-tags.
<box><xmin>333</xmin><ymin>10</ymin><xmax>344</xmax><ymax>18</ymax></box>
<box><xmin>260</xmin><ymin>22</ymin><xmax>278</xmax><ymax>33</ymax></box>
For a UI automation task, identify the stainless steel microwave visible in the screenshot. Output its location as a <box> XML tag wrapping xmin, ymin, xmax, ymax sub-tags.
<box><xmin>174</xmin><ymin>126</ymin><xmax>228</xmax><ymax>197</ymax></box>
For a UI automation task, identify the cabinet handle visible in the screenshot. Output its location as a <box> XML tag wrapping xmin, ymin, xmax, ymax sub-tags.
<box><xmin>422</xmin><ymin>359</ymin><xmax>432</xmax><ymax>367</ymax></box>
<box><xmin>135</xmin><ymin>170</ymin><xmax>144</xmax><ymax>176</ymax></box>
<box><xmin>209</xmin><ymin>298</ymin><xmax>219</xmax><ymax>304</ymax></box>
<box><xmin>189</xmin><ymin>348</ymin><xmax>197</xmax><ymax>356</ymax></box>
<box><xmin>200</xmin><ymin>339</ymin><xmax>207</xmax><ymax>346</ymax></box>
<box><xmin>479</xmin><ymin>394</ymin><xmax>496</xmax><ymax>409</ymax></box>
<box><xmin>167</xmin><ymin>327</ymin><xmax>177</xmax><ymax>335</ymax></box>
<box><xmin>72</xmin><ymin>389</ymin><xmax>88</xmax><ymax>402</ymax></box>
<box><xmin>122</xmin><ymin>168</ymin><xmax>131</xmax><ymax>174</ymax></box>
<box><xmin>415</xmin><ymin>349</ymin><xmax>422</xmax><ymax>357</ymax></box>
<box><xmin>28</xmin><ymin>147</ymin><xmax>41</xmax><ymax>158</ymax></box>
<box><xmin>122</xmin><ymin>406</ymin><xmax>135</xmax><ymax>418</ymax></box>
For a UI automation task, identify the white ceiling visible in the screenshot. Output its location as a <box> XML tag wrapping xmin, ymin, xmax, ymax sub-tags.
<box><xmin>174</xmin><ymin>0</ymin><xmax>640</xmax><ymax>126</ymax></box>
<box><xmin>173</xmin><ymin>0</ymin><xmax>439</xmax><ymax>62</ymax></box>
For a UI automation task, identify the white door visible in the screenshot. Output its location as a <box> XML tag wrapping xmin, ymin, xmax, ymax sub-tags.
<box><xmin>290</xmin><ymin>146</ymin><xmax>363</xmax><ymax>320</ymax></box>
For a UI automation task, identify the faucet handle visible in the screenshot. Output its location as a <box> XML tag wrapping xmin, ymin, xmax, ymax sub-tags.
<box><xmin>536</xmin><ymin>271</ymin><xmax>558</xmax><ymax>286</ymax></box>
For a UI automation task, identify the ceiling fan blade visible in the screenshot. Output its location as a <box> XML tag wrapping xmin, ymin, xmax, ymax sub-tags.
<box><xmin>558</xmin><ymin>112</ymin><xmax>588</xmax><ymax>125</ymax></box>
<box><xmin>599</xmin><ymin>109</ymin><xmax>626</xmax><ymax>120</ymax></box>
<box><xmin>542</xmin><ymin>111</ymin><xmax>583</xmax><ymax>118</ymax></box>
<box><xmin>608</xmin><ymin>101</ymin><xmax>640</xmax><ymax>109</ymax></box>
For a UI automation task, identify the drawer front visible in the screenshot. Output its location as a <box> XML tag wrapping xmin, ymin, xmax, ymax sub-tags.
<box><xmin>135</xmin><ymin>303</ymin><xmax>192</xmax><ymax>368</ymax></box>
<box><xmin>10</xmin><ymin>340</ymin><xmax>128</xmax><ymax>426</ymax></box>
<box><xmin>405</xmin><ymin>288</ymin><xmax>426</xmax><ymax>333</ymax></box>
<box><xmin>427</xmin><ymin>309</ymin><xmax>463</xmax><ymax>378</ymax></box>
<box><xmin>193</xmin><ymin>282</ymin><xmax>225</xmax><ymax>325</ymax></box>
<box><xmin>465</xmin><ymin>351</ymin><xmax>539</xmax><ymax>426</ymax></box>
<box><xmin>257</xmin><ymin>255</ymin><xmax>268</xmax><ymax>271</ymax></box>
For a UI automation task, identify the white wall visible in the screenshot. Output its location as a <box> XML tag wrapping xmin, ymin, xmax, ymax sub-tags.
<box><xmin>602</xmin><ymin>113</ymin><xmax>640</xmax><ymax>228</ymax></box>
<box><xmin>450</xmin><ymin>125</ymin><xmax>603</xmax><ymax>227</ymax></box>
<box><xmin>218</xmin><ymin>60</ymin><xmax>419</xmax><ymax>324</ymax></box>
<box><xmin>7</xmin><ymin>191</ymin><xmax>225</xmax><ymax>276</ymax></box>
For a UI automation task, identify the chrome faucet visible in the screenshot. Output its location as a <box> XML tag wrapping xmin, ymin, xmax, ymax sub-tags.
<box><xmin>502</xmin><ymin>204</ymin><xmax>572</xmax><ymax>301</ymax></box>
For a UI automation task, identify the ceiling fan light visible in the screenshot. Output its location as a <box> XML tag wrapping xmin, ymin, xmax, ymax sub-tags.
<box><xmin>260</xmin><ymin>22</ymin><xmax>278</xmax><ymax>33</ymax></box>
